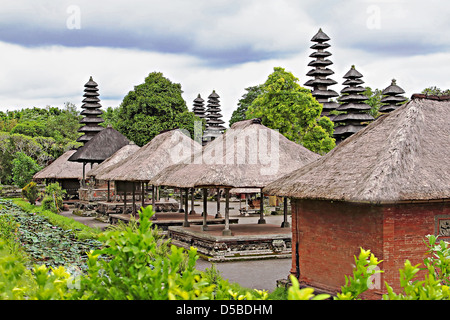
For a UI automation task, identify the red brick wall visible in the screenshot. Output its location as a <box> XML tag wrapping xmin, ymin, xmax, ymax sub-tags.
<box><xmin>383</xmin><ymin>202</ymin><xmax>450</xmax><ymax>292</ymax></box>
<box><xmin>291</xmin><ymin>199</ymin><xmax>384</xmax><ymax>297</ymax></box>
<box><xmin>291</xmin><ymin>199</ymin><xmax>450</xmax><ymax>299</ymax></box>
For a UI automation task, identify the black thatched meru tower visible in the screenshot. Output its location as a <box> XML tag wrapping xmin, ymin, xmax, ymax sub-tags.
<box><xmin>304</xmin><ymin>28</ymin><xmax>339</xmax><ymax>119</ymax></box>
<box><xmin>77</xmin><ymin>76</ymin><xmax>104</xmax><ymax>145</ymax></box>
<box><xmin>379</xmin><ymin>79</ymin><xmax>407</xmax><ymax>113</ymax></box>
<box><xmin>203</xmin><ymin>90</ymin><xmax>225</xmax><ymax>145</ymax></box>
<box><xmin>333</xmin><ymin>65</ymin><xmax>374</xmax><ymax>144</ymax></box>
<box><xmin>192</xmin><ymin>94</ymin><xmax>206</xmax><ymax>119</ymax></box>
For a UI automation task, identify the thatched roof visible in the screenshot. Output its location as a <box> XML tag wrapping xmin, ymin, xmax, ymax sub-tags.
<box><xmin>95</xmin><ymin>129</ymin><xmax>202</xmax><ymax>182</ymax></box>
<box><xmin>68</xmin><ymin>126</ymin><xmax>130</xmax><ymax>163</ymax></box>
<box><xmin>150</xmin><ymin>119</ymin><xmax>321</xmax><ymax>189</ymax></box>
<box><xmin>264</xmin><ymin>96</ymin><xmax>450</xmax><ymax>203</ymax></box>
<box><xmin>86</xmin><ymin>142</ymin><xmax>140</xmax><ymax>178</ymax></box>
<box><xmin>33</xmin><ymin>150</ymin><xmax>85</xmax><ymax>180</ymax></box>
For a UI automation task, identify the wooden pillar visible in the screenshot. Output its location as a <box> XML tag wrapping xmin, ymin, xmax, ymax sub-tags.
<box><xmin>202</xmin><ymin>188</ymin><xmax>208</xmax><ymax>231</ymax></box>
<box><xmin>123</xmin><ymin>191</ymin><xmax>127</xmax><ymax>215</ymax></box>
<box><xmin>215</xmin><ymin>187</ymin><xmax>222</xmax><ymax>218</ymax></box>
<box><xmin>132</xmin><ymin>182</ymin><xmax>136</xmax><ymax>216</ymax></box>
<box><xmin>190</xmin><ymin>188</ymin><xmax>195</xmax><ymax>214</ymax></box>
<box><xmin>281</xmin><ymin>197</ymin><xmax>290</xmax><ymax>228</ymax></box>
<box><xmin>107</xmin><ymin>181</ymin><xmax>111</xmax><ymax>202</ymax></box>
<box><xmin>82</xmin><ymin>162</ymin><xmax>86</xmax><ymax>187</ymax></box>
<box><xmin>140</xmin><ymin>182</ymin><xmax>144</xmax><ymax>208</ymax></box>
<box><xmin>258</xmin><ymin>188</ymin><xmax>266</xmax><ymax>224</ymax></box>
<box><xmin>183</xmin><ymin>188</ymin><xmax>189</xmax><ymax>227</ymax></box>
<box><xmin>179</xmin><ymin>189</ymin><xmax>184</xmax><ymax>212</ymax></box>
<box><xmin>222</xmin><ymin>188</ymin><xmax>231</xmax><ymax>236</ymax></box>
<box><xmin>151</xmin><ymin>184</ymin><xmax>157</xmax><ymax>220</ymax></box>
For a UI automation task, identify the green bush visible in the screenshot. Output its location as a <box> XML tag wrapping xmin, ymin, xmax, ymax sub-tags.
<box><xmin>41</xmin><ymin>195</ymin><xmax>62</xmax><ymax>213</ymax></box>
<box><xmin>41</xmin><ymin>182</ymin><xmax>65</xmax><ymax>213</ymax></box>
<box><xmin>383</xmin><ymin>235</ymin><xmax>450</xmax><ymax>300</ymax></box>
<box><xmin>335</xmin><ymin>248</ymin><xmax>383</xmax><ymax>300</ymax></box>
<box><xmin>11</xmin><ymin>152</ymin><xmax>42</xmax><ymax>188</ymax></box>
<box><xmin>336</xmin><ymin>235</ymin><xmax>450</xmax><ymax>300</ymax></box>
<box><xmin>22</xmin><ymin>181</ymin><xmax>39</xmax><ymax>205</ymax></box>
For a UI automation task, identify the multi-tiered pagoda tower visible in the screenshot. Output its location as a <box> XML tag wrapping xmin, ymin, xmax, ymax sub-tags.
<box><xmin>203</xmin><ymin>90</ymin><xmax>225</xmax><ymax>145</ymax></box>
<box><xmin>333</xmin><ymin>65</ymin><xmax>374</xmax><ymax>144</ymax></box>
<box><xmin>192</xmin><ymin>94</ymin><xmax>206</xmax><ymax>119</ymax></box>
<box><xmin>379</xmin><ymin>79</ymin><xmax>407</xmax><ymax>113</ymax></box>
<box><xmin>304</xmin><ymin>28</ymin><xmax>339</xmax><ymax>119</ymax></box>
<box><xmin>77</xmin><ymin>76</ymin><xmax>104</xmax><ymax>145</ymax></box>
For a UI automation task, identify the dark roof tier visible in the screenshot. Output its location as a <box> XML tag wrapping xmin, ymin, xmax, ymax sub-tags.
<box><xmin>309</xmin><ymin>51</ymin><xmax>332</xmax><ymax>58</ymax></box>
<box><xmin>343</xmin><ymin>66</ymin><xmax>363</xmax><ymax>79</ymax></box>
<box><xmin>311</xmin><ymin>28</ymin><xmax>330</xmax><ymax>42</ymax></box>
<box><xmin>341</xmin><ymin>86</ymin><xmax>366</xmax><ymax>94</ymax></box>
<box><xmin>336</xmin><ymin>103</ymin><xmax>372</xmax><ymax>112</ymax></box>
<box><xmin>306</xmin><ymin>68</ymin><xmax>334</xmax><ymax>77</ymax></box>
<box><xmin>304</xmin><ymin>78</ymin><xmax>337</xmax><ymax>87</ymax></box>
<box><xmin>307</xmin><ymin>59</ymin><xmax>333</xmax><ymax>67</ymax></box>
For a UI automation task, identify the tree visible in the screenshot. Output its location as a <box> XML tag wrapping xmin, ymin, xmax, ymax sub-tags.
<box><xmin>101</xmin><ymin>106</ymin><xmax>120</xmax><ymax>129</ymax></box>
<box><xmin>45</xmin><ymin>102</ymin><xmax>82</xmax><ymax>142</ymax></box>
<box><xmin>10</xmin><ymin>120</ymin><xmax>48</xmax><ymax>137</ymax></box>
<box><xmin>229</xmin><ymin>85</ymin><xmax>263</xmax><ymax>127</ymax></box>
<box><xmin>246</xmin><ymin>67</ymin><xmax>335</xmax><ymax>154</ymax></box>
<box><xmin>11</xmin><ymin>151</ymin><xmax>42</xmax><ymax>188</ymax></box>
<box><xmin>421</xmin><ymin>86</ymin><xmax>450</xmax><ymax>96</ymax></box>
<box><xmin>115</xmin><ymin>72</ymin><xmax>199</xmax><ymax>146</ymax></box>
<box><xmin>363</xmin><ymin>87</ymin><xmax>383</xmax><ymax>118</ymax></box>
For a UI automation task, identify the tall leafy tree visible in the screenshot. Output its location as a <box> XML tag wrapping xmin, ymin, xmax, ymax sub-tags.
<box><xmin>115</xmin><ymin>72</ymin><xmax>199</xmax><ymax>146</ymax></box>
<box><xmin>229</xmin><ymin>85</ymin><xmax>263</xmax><ymax>127</ymax></box>
<box><xmin>246</xmin><ymin>67</ymin><xmax>335</xmax><ymax>154</ymax></box>
<box><xmin>363</xmin><ymin>87</ymin><xmax>383</xmax><ymax>118</ymax></box>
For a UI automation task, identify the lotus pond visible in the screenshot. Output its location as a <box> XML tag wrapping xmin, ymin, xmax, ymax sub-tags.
<box><xmin>0</xmin><ymin>198</ymin><xmax>103</xmax><ymax>271</ymax></box>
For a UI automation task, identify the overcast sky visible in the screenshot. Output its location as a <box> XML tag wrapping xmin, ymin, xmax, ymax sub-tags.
<box><xmin>0</xmin><ymin>0</ymin><xmax>449</xmax><ymax>125</ymax></box>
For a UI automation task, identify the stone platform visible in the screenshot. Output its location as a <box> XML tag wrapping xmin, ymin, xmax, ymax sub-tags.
<box><xmin>168</xmin><ymin>223</ymin><xmax>291</xmax><ymax>262</ymax></box>
<box><xmin>96</xmin><ymin>200</ymin><xmax>179</xmax><ymax>215</ymax></box>
<box><xmin>108</xmin><ymin>212</ymin><xmax>239</xmax><ymax>231</ymax></box>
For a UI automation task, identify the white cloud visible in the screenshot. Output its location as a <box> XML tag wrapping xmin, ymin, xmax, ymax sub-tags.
<box><xmin>0</xmin><ymin>0</ymin><xmax>449</xmax><ymax>126</ymax></box>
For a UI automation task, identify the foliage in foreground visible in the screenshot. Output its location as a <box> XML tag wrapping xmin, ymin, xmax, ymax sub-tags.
<box><xmin>2</xmin><ymin>197</ymin><xmax>449</xmax><ymax>300</ymax></box>
<box><xmin>0</xmin><ymin>204</ymin><xmax>326</xmax><ymax>300</ymax></box>
<box><xmin>336</xmin><ymin>235</ymin><xmax>450</xmax><ymax>300</ymax></box>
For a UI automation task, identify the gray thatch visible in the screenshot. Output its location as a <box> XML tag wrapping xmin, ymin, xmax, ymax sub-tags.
<box><xmin>86</xmin><ymin>142</ymin><xmax>140</xmax><ymax>178</ymax></box>
<box><xmin>264</xmin><ymin>96</ymin><xmax>450</xmax><ymax>203</ymax></box>
<box><xmin>150</xmin><ymin>119</ymin><xmax>321</xmax><ymax>188</ymax></box>
<box><xmin>33</xmin><ymin>150</ymin><xmax>85</xmax><ymax>180</ymax></box>
<box><xmin>95</xmin><ymin>129</ymin><xmax>202</xmax><ymax>182</ymax></box>
<box><xmin>68</xmin><ymin>126</ymin><xmax>130</xmax><ymax>163</ymax></box>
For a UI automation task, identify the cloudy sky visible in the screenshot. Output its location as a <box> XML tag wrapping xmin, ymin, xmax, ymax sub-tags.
<box><xmin>0</xmin><ymin>0</ymin><xmax>449</xmax><ymax>125</ymax></box>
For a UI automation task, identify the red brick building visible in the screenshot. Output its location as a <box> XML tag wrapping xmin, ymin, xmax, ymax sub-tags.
<box><xmin>265</xmin><ymin>95</ymin><xmax>450</xmax><ymax>299</ymax></box>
